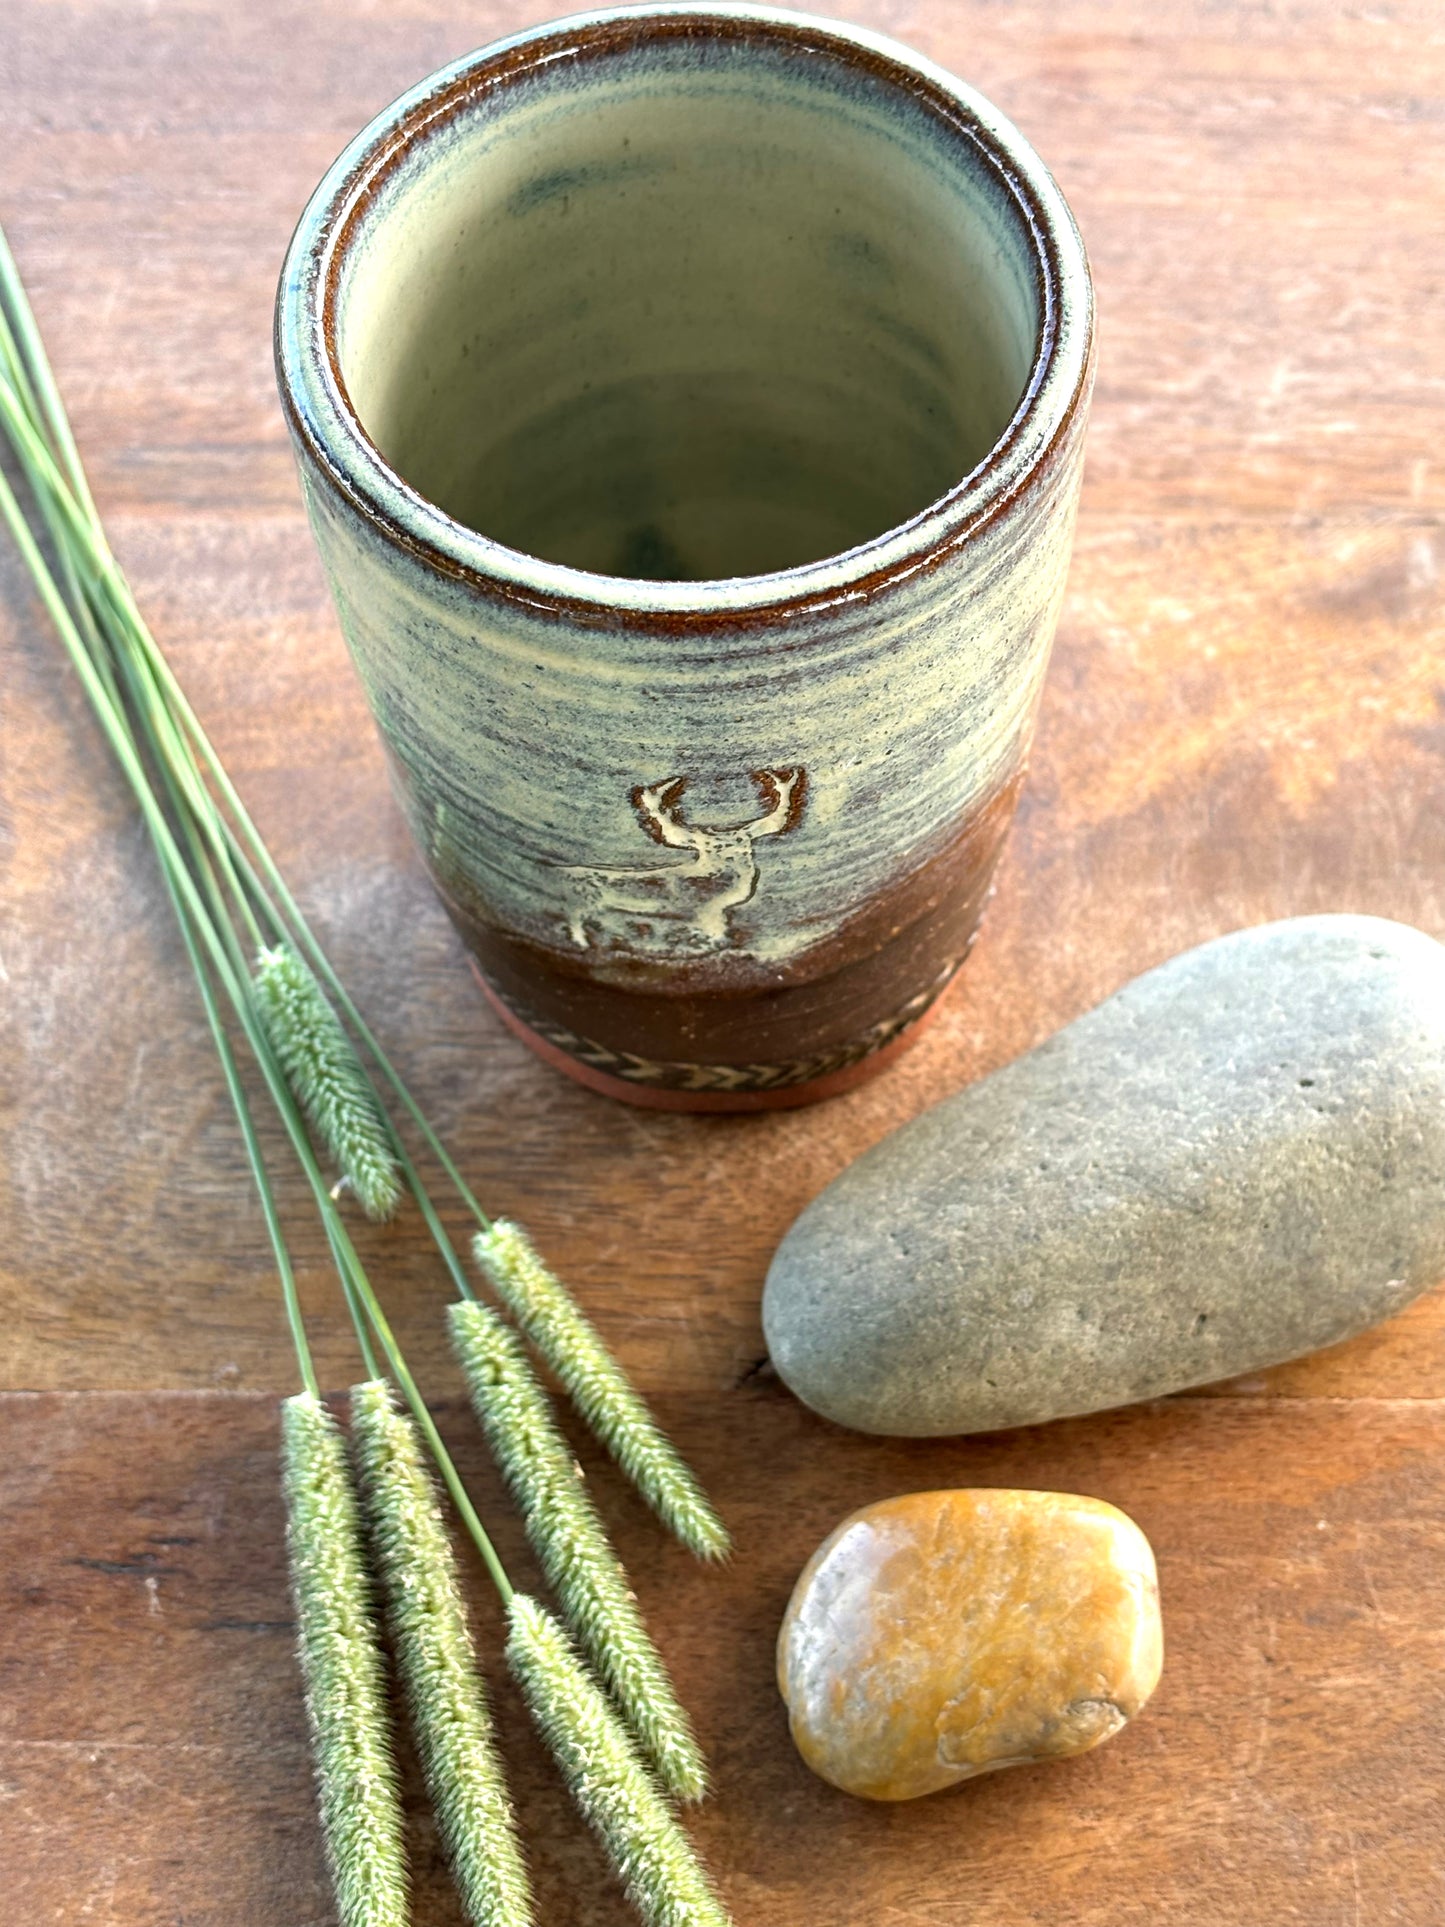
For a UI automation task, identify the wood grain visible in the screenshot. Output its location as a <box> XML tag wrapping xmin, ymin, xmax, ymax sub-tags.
<box><xmin>4</xmin><ymin>1388</ymin><xmax>1444</xmax><ymax>1925</ymax></box>
<box><xmin>2</xmin><ymin>0</ymin><xmax>1443</xmax><ymax>1920</ymax></box>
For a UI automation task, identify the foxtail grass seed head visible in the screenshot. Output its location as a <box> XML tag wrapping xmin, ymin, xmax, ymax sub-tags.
<box><xmin>280</xmin><ymin>1391</ymin><xmax>408</xmax><ymax>1927</ymax></box>
<box><xmin>472</xmin><ymin>1222</ymin><xmax>730</xmax><ymax>1562</ymax></box>
<box><xmin>349</xmin><ymin>1380</ymin><xmax>534</xmax><ymax>1927</ymax></box>
<box><xmin>254</xmin><ymin>944</ymin><xmax>401</xmax><ymax>1221</ymax></box>
<box><xmin>506</xmin><ymin>1596</ymin><xmax>732</xmax><ymax>1927</ymax></box>
<box><xmin>449</xmin><ymin>1301</ymin><xmax>708</xmax><ymax>1802</ymax></box>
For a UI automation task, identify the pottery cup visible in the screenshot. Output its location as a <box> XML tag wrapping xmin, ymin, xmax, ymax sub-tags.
<box><xmin>275</xmin><ymin>4</ymin><xmax>1094</xmax><ymax>1110</ymax></box>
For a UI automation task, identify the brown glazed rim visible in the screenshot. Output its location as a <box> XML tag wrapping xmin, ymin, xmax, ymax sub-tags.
<box><xmin>276</xmin><ymin>3</ymin><xmax>1094</xmax><ymax>635</ymax></box>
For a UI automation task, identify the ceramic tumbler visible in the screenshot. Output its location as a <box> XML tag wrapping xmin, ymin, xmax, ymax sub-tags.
<box><xmin>275</xmin><ymin>4</ymin><xmax>1094</xmax><ymax>1111</ymax></box>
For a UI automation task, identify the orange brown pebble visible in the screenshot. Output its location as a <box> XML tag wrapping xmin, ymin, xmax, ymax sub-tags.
<box><xmin>777</xmin><ymin>1488</ymin><xmax>1163</xmax><ymax>1801</ymax></box>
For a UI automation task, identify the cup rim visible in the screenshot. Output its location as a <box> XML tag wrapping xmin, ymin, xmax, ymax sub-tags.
<box><xmin>275</xmin><ymin>2</ymin><xmax>1093</xmax><ymax>629</ymax></box>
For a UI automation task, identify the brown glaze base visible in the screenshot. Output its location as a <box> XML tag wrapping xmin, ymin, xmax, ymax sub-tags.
<box><xmin>469</xmin><ymin>954</ymin><xmax>956</xmax><ymax>1110</ymax></box>
<box><xmin>432</xmin><ymin>765</ymin><xmax>1022</xmax><ymax>1105</ymax></box>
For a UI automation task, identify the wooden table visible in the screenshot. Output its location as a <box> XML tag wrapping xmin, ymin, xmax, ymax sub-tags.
<box><xmin>3</xmin><ymin>2</ymin><xmax>1443</xmax><ymax>1921</ymax></box>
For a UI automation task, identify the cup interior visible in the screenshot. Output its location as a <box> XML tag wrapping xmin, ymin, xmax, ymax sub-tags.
<box><xmin>330</xmin><ymin>18</ymin><xmax>1044</xmax><ymax>584</ymax></box>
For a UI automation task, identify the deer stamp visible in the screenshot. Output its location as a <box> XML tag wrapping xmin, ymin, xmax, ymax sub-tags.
<box><xmin>559</xmin><ymin>767</ymin><xmax>806</xmax><ymax>952</ymax></box>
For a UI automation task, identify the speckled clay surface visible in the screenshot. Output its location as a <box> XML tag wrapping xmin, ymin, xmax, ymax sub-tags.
<box><xmin>275</xmin><ymin>5</ymin><xmax>1094</xmax><ymax>1105</ymax></box>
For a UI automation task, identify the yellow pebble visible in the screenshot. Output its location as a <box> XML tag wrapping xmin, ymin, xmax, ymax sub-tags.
<box><xmin>777</xmin><ymin>1488</ymin><xmax>1163</xmax><ymax>1800</ymax></box>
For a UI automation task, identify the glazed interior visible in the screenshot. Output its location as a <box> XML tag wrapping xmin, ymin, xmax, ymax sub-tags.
<box><xmin>332</xmin><ymin>24</ymin><xmax>1043</xmax><ymax>583</ymax></box>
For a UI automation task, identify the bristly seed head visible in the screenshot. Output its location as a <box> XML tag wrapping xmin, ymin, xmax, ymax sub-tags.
<box><xmin>506</xmin><ymin>1595</ymin><xmax>732</xmax><ymax>1927</ymax></box>
<box><xmin>449</xmin><ymin>1301</ymin><xmax>708</xmax><ymax>1803</ymax></box>
<box><xmin>254</xmin><ymin>944</ymin><xmax>402</xmax><ymax>1221</ymax></box>
<box><xmin>349</xmin><ymin>1379</ymin><xmax>533</xmax><ymax>1927</ymax></box>
<box><xmin>280</xmin><ymin>1391</ymin><xmax>408</xmax><ymax>1927</ymax></box>
<box><xmin>472</xmin><ymin>1221</ymin><xmax>730</xmax><ymax>1562</ymax></box>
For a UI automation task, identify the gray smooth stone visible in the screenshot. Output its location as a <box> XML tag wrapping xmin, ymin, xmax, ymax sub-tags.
<box><xmin>763</xmin><ymin>915</ymin><xmax>1445</xmax><ymax>1436</ymax></box>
